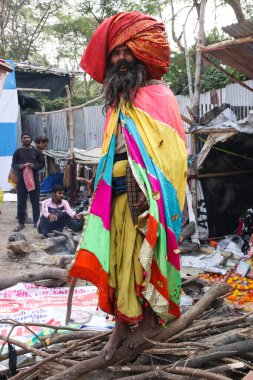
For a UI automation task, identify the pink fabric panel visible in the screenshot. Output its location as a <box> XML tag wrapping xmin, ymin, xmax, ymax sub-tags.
<box><xmin>90</xmin><ymin>179</ymin><xmax>112</xmax><ymax>230</ymax></box>
<box><xmin>123</xmin><ymin>127</ymin><xmax>145</xmax><ymax>168</ymax></box>
<box><xmin>166</xmin><ymin>227</ymin><xmax>180</xmax><ymax>270</ymax></box>
<box><xmin>134</xmin><ymin>85</ymin><xmax>185</xmax><ymax>142</ymax></box>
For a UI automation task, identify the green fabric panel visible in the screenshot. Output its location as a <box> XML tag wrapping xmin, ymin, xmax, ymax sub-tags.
<box><xmin>166</xmin><ymin>260</ymin><xmax>181</xmax><ymax>305</ymax></box>
<box><xmin>79</xmin><ymin>214</ymin><xmax>110</xmax><ymax>273</ymax></box>
<box><xmin>153</xmin><ymin>225</ymin><xmax>167</xmax><ymax>277</ymax></box>
<box><xmin>132</xmin><ymin>162</ymin><xmax>158</xmax><ymax>220</ymax></box>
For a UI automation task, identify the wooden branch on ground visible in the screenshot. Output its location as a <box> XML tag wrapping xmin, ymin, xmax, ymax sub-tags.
<box><xmin>9</xmin><ymin>331</ymin><xmax>111</xmax><ymax>380</ymax></box>
<box><xmin>199</xmin><ymin>327</ymin><xmax>252</xmax><ymax>347</ymax></box>
<box><xmin>179</xmin><ymin>339</ymin><xmax>253</xmax><ymax>368</ymax></box>
<box><xmin>116</xmin><ymin>367</ymin><xmax>189</xmax><ymax>380</ymax></box>
<box><xmin>117</xmin><ymin>366</ymin><xmax>231</xmax><ymax>380</ymax></box>
<box><xmin>43</xmin><ymin>284</ymin><xmax>230</xmax><ymax>380</ymax></box>
<box><xmin>0</xmin><ymin>330</ymin><xmax>103</xmax><ymax>362</ymax></box>
<box><xmin>0</xmin><ymin>268</ymin><xmax>68</xmax><ymax>290</ymax></box>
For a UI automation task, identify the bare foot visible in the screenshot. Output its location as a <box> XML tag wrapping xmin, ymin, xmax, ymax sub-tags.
<box><xmin>125</xmin><ymin>306</ymin><xmax>162</xmax><ymax>348</ymax></box>
<box><xmin>100</xmin><ymin>319</ymin><xmax>130</xmax><ymax>361</ymax></box>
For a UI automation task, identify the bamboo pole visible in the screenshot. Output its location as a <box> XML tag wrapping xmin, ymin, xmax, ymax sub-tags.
<box><xmin>183</xmin><ymin>26</ymin><xmax>193</xmax><ymax>102</ymax></box>
<box><xmin>186</xmin><ymin>127</ymin><xmax>237</xmax><ymax>134</ymax></box>
<box><xmin>192</xmin><ymin>0</ymin><xmax>207</xmax><ymax>120</ymax></box>
<box><xmin>197</xmin><ymin>169</ymin><xmax>253</xmax><ymax>178</ymax></box>
<box><xmin>35</xmin><ymin>94</ymin><xmax>104</xmax><ymax>115</ymax></box>
<box><xmin>65</xmin><ymin>277</ymin><xmax>77</xmax><ymax>325</ymax></box>
<box><xmin>65</xmin><ymin>85</ymin><xmax>77</xmax><ymax>204</ymax></box>
<box><xmin>65</xmin><ymin>85</ymin><xmax>74</xmax><ymax>161</ymax></box>
<box><xmin>189</xmin><ymin>0</ymin><xmax>207</xmax><ymax>237</ymax></box>
<box><xmin>200</xmin><ymin>35</ymin><xmax>253</xmax><ymax>53</ymax></box>
<box><xmin>203</xmin><ymin>55</ymin><xmax>253</xmax><ymax>93</ymax></box>
<box><xmin>181</xmin><ymin>114</ymin><xmax>194</xmax><ymax>126</ymax></box>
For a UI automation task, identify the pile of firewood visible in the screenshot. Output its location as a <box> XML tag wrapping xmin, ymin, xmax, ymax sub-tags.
<box><xmin>0</xmin><ymin>283</ymin><xmax>253</xmax><ymax>380</ymax></box>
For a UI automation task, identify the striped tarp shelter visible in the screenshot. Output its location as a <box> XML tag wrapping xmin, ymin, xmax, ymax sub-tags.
<box><xmin>0</xmin><ymin>60</ymin><xmax>19</xmax><ymax>191</ymax></box>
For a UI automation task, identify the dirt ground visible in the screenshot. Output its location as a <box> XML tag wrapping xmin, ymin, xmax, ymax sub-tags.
<box><xmin>0</xmin><ymin>199</ymin><xmax>44</xmax><ymax>276</ymax></box>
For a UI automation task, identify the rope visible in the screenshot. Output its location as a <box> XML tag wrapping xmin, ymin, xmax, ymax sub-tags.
<box><xmin>196</xmin><ymin>134</ymin><xmax>253</xmax><ymax>162</ymax></box>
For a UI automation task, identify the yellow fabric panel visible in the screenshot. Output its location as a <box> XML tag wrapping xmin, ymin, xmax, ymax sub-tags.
<box><xmin>112</xmin><ymin>160</ymin><xmax>128</xmax><ymax>177</ymax></box>
<box><xmin>0</xmin><ymin>188</ymin><xmax>3</xmax><ymax>205</ymax></box>
<box><xmin>121</xmin><ymin>104</ymin><xmax>187</xmax><ymax>210</ymax></box>
<box><xmin>109</xmin><ymin>193</ymin><xmax>144</xmax><ymax>321</ymax></box>
<box><xmin>101</xmin><ymin>108</ymin><xmax>119</xmax><ymax>155</ymax></box>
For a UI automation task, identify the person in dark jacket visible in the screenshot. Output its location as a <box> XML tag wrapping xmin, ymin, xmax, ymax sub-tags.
<box><xmin>12</xmin><ymin>132</ymin><xmax>45</xmax><ymax>232</ymax></box>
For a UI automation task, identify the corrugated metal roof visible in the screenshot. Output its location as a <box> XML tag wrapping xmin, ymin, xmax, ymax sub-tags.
<box><xmin>202</xmin><ymin>20</ymin><xmax>253</xmax><ymax>79</ymax></box>
<box><xmin>15</xmin><ymin>62</ymin><xmax>70</xmax><ymax>76</ymax></box>
<box><xmin>222</xmin><ymin>20</ymin><xmax>253</xmax><ymax>38</ymax></box>
<box><xmin>205</xmin><ymin>44</ymin><xmax>253</xmax><ymax>79</ymax></box>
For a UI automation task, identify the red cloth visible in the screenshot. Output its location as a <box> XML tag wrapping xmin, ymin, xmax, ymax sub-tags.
<box><xmin>80</xmin><ymin>11</ymin><xmax>170</xmax><ymax>83</ymax></box>
<box><xmin>23</xmin><ymin>166</ymin><xmax>35</xmax><ymax>192</ymax></box>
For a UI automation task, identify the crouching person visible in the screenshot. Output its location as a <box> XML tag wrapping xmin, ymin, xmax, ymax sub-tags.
<box><xmin>38</xmin><ymin>184</ymin><xmax>83</xmax><ymax>238</ymax></box>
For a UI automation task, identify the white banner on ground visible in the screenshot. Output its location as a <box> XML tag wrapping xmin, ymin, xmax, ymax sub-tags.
<box><xmin>0</xmin><ymin>283</ymin><xmax>113</xmax><ymax>349</ymax></box>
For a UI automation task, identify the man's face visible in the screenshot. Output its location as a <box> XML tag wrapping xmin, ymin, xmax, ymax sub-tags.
<box><xmin>21</xmin><ymin>135</ymin><xmax>31</xmax><ymax>147</ymax></box>
<box><xmin>104</xmin><ymin>46</ymin><xmax>147</xmax><ymax>110</ymax></box>
<box><xmin>110</xmin><ymin>45</ymin><xmax>136</xmax><ymax>73</ymax></box>
<box><xmin>53</xmin><ymin>190</ymin><xmax>64</xmax><ymax>203</ymax></box>
<box><xmin>37</xmin><ymin>141</ymin><xmax>48</xmax><ymax>150</ymax></box>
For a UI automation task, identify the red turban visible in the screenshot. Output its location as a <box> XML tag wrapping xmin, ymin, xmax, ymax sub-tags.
<box><xmin>80</xmin><ymin>11</ymin><xmax>170</xmax><ymax>84</ymax></box>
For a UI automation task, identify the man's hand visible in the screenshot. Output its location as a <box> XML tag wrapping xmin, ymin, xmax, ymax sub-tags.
<box><xmin>74</xmin><ymin>213</ymin><xmax>82</xmax><ymax>220</ymax></box>
<box><xmin>48</xmin><ymin>213</ymin><xmax>58</xmax><ymax>222</ymax></box>
<box><xmin>133</xmin><ymin>191</ymin><xmax>149</xmax><ymax>212</ymax></box>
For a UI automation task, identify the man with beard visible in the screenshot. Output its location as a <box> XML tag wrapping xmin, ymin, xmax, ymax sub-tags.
<box><xmin>70</xmin><ymin>11</ymin><xmax>187</xmax><ymax>360</ymax></box>
<box><xmin>12</xmin><ymin>132</ymin><xmax>45</xmax><ymax>231</ymax></box>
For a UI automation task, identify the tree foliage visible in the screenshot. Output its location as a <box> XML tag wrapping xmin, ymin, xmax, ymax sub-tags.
<box><xmin>166</xmin><ymin>27</ymin><xmax>248</xmax><ymax>95</ymax></box>
<box><xmin>0</xmin><ymin>0</ymin><xmax>251</xmax><ymax>110</ymax></box>
<box><xmin>0</xmin><ymin>0</ymin><xmax>63</xmax><ymax>62</ymax></box>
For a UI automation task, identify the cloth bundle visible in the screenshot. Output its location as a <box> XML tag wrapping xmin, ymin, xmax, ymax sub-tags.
<box><xmin>23</xmin><ymin>166</ymin><xmax>35</xmax><ymax>192</ymax></box>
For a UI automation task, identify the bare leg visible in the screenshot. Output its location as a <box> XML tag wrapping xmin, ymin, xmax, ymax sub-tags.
<box><xmin>125</xmin><ymin>306</ymin><xmax>162</xmax><ymax>348</ymax></box>
<box><xmin>100</xmin><ymin>318</ymin><xmax>130</xmax><ymax>361</ymax></box>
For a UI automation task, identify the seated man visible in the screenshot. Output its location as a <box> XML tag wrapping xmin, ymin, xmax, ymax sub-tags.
<box><xmin>38</xmin><ymin>184</ymin><xmax>83</xmax><ymax>238</ymax></box>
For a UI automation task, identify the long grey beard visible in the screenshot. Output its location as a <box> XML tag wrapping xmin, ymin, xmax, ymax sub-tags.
<box><xmin>104</xmin><ymin>61</ymin><xmax>147</xmax><ymax>111</ymax></box>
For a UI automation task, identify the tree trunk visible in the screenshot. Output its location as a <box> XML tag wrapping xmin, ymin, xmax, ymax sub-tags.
<box><xmin>226</xmin><ymin>0</ymin><xmax>245</xmax><ymax>22</ymax></box>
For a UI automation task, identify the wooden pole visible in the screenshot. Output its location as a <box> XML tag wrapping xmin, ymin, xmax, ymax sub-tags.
<box><xmin>66</xmin><ymin>85</ymin><xmax>74</xmax><ymax>161</ymax></box>
<box><xmin>192</xmin><ymin>0</ymin><xmax>206</xmax><ymax>120</ymax></box>
<box><xmin>35</xmin><ymin>94</ymin><xmax>104</xmax><ymax>115</ymax></box>
<box><xmin>183</xmin><ymin>26</ymin><xmax>193</xmax><ymax>102</ymax></box>
<box><xmin>190</xmin><ymin>0</ymin><xmax>207</xmax><ymax>237</ymax></box>
<box><xmin>203</xmin><ymin>55</ymin><xmax>253</xmax><ymax>93</ymax></box>
<box><xmin>65</xmin><ymin>85</ymin><xmax>77</xmax><ymax>204</ymax></box>
<box><xmin>17</xmin><ymin>88</ymin><xmax>51</xmax><ymax>93</ymax></box>
<box><xmin>196</xmin><ymin>169</ymin><xmax>253</xmax><ymax>178</ymax></box>
<box><xmin>181</xmin><ymin>114</ymin><xmax>194</xmax><ymax>126</ymax></box>
<box><xmin>186</xmin><ymin>127</ymin><xmax>237</xmax><ymax>134</ymax></box>
<box><xmin>200</xmin><ymin>35</ymin><xmax>253</xmax><ymax>53</ymax></box>
<box><xmin>65</xmin><ymin>277</ymin><xmax>77</xmax><ymax>325</ymax></box>
<box><xmin>42</xmin><ymin>104</ymin><xmax>48</xmax><ymax>177</ymax></box>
